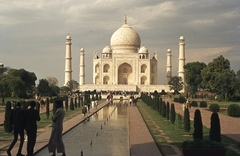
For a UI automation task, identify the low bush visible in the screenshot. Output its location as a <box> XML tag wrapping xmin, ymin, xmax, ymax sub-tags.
<box><xmin>227</xmin><ymin>104</ymin><xmax>240</xmax><ymax>117</ymax></box>
<box><xmin>173</xmin><ymin>98</ymin><xmax>178</xmax><ymax>102</ymax></box>
<box><xmin>181</xmin><ymin>139</ymin><xmax>224</xmax><ymax>149</ymax></box>
<box><xmin>191</xmin><ymin>101</ymin><xmax>198</xmax><ymax>107</ymax></box>
<box><xmin>178</xmin><ymin>96</ymin><xmax>186</xmax><ymax>104</ymax></box>
<box><xmin>199</xmin><ymin>101</ymin><xmax>207</xmax><ymax>107</ymax></box>
<box><xmin>209</xmin><ymin>104</ymin><xmax>220</xmax><ymax>112</ymax></box>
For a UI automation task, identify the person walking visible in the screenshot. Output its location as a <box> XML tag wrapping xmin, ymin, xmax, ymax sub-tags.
<box><xmin>25</xmin><ymin>101</ymin><xmax>41</xmax><ymax>156</ymax></box>
<box><xmin>7</xmin><ymin>102</ymin><xmax>25</xmax><ymax>156</ymax></box>
<box><xmin>48</xmin><ymin>100</ymin><xmax>66</xmax><ymax>156</ymax></box>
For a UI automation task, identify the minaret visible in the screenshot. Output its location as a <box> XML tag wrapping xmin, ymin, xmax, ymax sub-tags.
<box><xmin>64</xmin><ymin>34</ymin><xmax>72</xmax><ymax>86</ymax></box>
<box><xmin>79</xmin><ymin>48</ymin><xmax>85</xmax><ymax>86</ymax></box>
<box><xmin>178</xmin><ymin>35</ymin><xmax>186</xmax><ymax>85</ymax></box>
<box><xmin>166</xmin><ymin>49</ymin><xmax>172</xmax><ymax>84</ymax></box>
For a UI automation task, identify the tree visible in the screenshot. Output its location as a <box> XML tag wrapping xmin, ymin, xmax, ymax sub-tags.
<box><xmin>201</xmin><ymin>55</ymin><xmax>231</xmax><ymax>92</ymax></box>
<box><xmin>46</xmin><ymin>77</ymin><xmax>58</xmax><ymax>86</ymax></box>
<box><xmin>37</xmin><ymin>79</ymin><xmax>51</xmax><ymax>96</ymax></box>
<box><xmin>70</xmin><ymin>98</ymin><xmax>74</xmax><ymax>110</ymax></box>
<box><xmin>168</xmin><ymin>76</ymin><xmax>184</xmax><ymax>94</ymax></box>
<box><xmin>193</xmin><ymin>109</ymin><xmax>203</xmax><ymax>140</ymax></box>
<box><xmin>184</xmin><ymin>62</ymin><xmax>206</xmax><ymax>95</ymax></box>
<box><xmin>8</xmin><ymin>68</ymin><xmax>37</xmax><ymax>92</ymax></box>
<box><xmin>170</xmin><ymin>103</ymin><xmax>176</xmax><ymax>124</ymax></box>
<box><xmin>46</xmin><ymin>98</ymin><xmax>50</xmax><ymax>119</ymax></box>
<box><xmin>66</xmin><ymin>80</ymin><xmax>79</xmax><ymax>92</ymax></box>
<box><xmin>4</xmin><ymin>101</ymin><xmax>12</xmax><ymax>133</ymax></box>
<box><xmin>184</xmin><ymin>108</ymin><xmax>190</xmax><ymax>134</ymax></box>
<box><xmin>37</xmin><ymin>79</ymin><xmax>60</xmax><ymax>97</ymax></box>
<box><xmin>209</xmin><ymin>112</ymin><xmax>221</xmax><ymax>142</ymax></box>
<box><xmin>214</xmin><ymin>70</ymin><xmax>237</xmax><ymax>101</ymax></box>
<box><xmin>166</xmin><ymin>102</ymin><xmax>170</xmax><ymax>120</ymax></box>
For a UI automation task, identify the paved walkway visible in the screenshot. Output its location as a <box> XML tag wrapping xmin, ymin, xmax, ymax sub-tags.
<box><xmin>129</xmin><ymin>106</ymin><xmax>162</xmax><ymax>156</ymax></box>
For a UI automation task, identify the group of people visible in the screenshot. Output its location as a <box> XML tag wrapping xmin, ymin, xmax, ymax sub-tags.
<box><xmin>129</xmin><ymin>95</ymin><xmax>138</xmax><ymax>106</ymax></box>
<box><xmin>7</xmin><ymin>100</ymin><xmax>67</xmax><ymax>156</ymax></box>
<box><xmin>7</xmin><ymin>101</ymin><xmax>40</xmax><ymax>156</ymax></box>
<box><xmin>82</xmin><ymin>100</ymin><xmax>98</xmax><ymax>117</ymax></box>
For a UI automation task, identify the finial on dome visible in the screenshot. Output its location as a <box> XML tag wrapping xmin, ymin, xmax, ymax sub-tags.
<box><xmin>124</xmin><ymin>15</ymin><xmax>127</xmax><ymax>24</ymax></box>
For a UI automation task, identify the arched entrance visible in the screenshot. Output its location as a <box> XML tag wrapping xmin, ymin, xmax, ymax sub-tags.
<box><xmin>118</xmin><ymin>63</ymin><xmax>132</xmax><ymax>84</ymax></box>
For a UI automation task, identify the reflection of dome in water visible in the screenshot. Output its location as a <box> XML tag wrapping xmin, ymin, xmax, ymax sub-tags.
<box><xmin>110</xmin><ymin>23</ymin><xmax>141</xmax><ymax>53</ymax></box>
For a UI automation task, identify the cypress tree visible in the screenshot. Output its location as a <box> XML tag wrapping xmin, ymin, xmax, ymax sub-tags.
<box><xmin>78</xmin><ymin>96</ymin><xmax>81</xmax><ymax>107</ymax></box>
<box><xmin>52</xmin><ymin>98</ymin><xmax>57</xmax><ymax>115</ymax></box>
<box><xmin>36</xmin><ymin>101</ymin><xmax>40</xmax><ymax>113</ymax></box>
<box><xmin>166</xmin><ymin>102</ymin><xmax>170</xmax><ymax>120</ymax></box>
<box><xmin>193</xmin><ymin>109</ymin><xmax>203</xmax><ymax>140</ymax></box>
<box><xmin>161</xmin><ymin>101</ymin><xmax>166</xmax><ymax>117</ymax></box>
<box><xmin>4</xmin><ymin>101</ymin><xmax>12</xmax><ymax>133</ymax></box>
<box><xmin>70</xmin><ymin>98</ymin><xmax>74</xmax><ymax>110</ymax></box>
<box><xmin>65</xmin><ymin>96</ymin><xmax>69</xmax><ymax>111</ymax></box>
<box><xmin>74</xmin><ymin>97</ymin><xmax>77</xmax><ymax>108</ymax></box>
<box><xmin>170</xmin><ymin>103</ymin><xmax>176</xmax><ymax>124</ymax></box>
<box><xmin>46</xmin><ymin>98</ymin><xmax>50</xmax><ymax>119</ymax></box>
<box><xmin>159</xmin><ymin>98</ymin><xmax>162</xmax><ymax>115</ymax></box>
<box><xmin>209</xmin><ymin>112</ymin><xmax>221</xmax><ymax>142</ymax></box>
<box><xmin>184</xmin><ymin>108</ymin><xmax>190</xmax><ymax>134</ymax></box>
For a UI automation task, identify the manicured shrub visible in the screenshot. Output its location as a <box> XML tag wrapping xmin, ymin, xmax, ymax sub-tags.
<box><xmin>227</xmin><ymin>104</ymin><xmax>240</xmax><ymax>117</ymax></box>
<box><xmin>173</xmin><ymin>98</ymin><xmax>178</xmax><ymax>102</ymax></box>
<box><xmin>166</xmin><ymin>102</ymin><xmax>170</xmax><ymax>120</ymax></box>
<box><xmin>161</xmin><ymin>101</ymin><xmax>166</xmax><ymax>117</ymax></box>
<box><xmin>74</xmin><ymin>97</ymin><xmax>77</xmax><ymax>108</ymax></box>
<box><xmin>209</xmin><ymin>112</ymin><xmax>221</xmax><ymax>142</ymax></box>
<box><xmin>193</xmin><ymin>109</ymin><xmax>203</xmax><ymax>140</ymax></box>
<box><xmin>191</xmin><ymin>101</ymin><xmax>198</xmax><ymax>107</ymax></box>
<box><xmin>170</xmin><ymin>103</ymin><xmax>176</xmax><ymax>124</ymax></box>
<box><xmin>178</xmin><ymin>96</ymin><xmax>186</xmax><ymax>104</ymax></box>
<box><xmin>78</xmin><ymin>96</ymin><xmax>81</xmax><ymax>107</ymax></box>
<box><xmin>159</xmin><ymin>97</ymin><xmax>162</xmax><ymax>115</ymax></box>
<box><xmin>36</xmin><ymin>101</ymin><xmax>40</xmax><ymax>113</ymax></box>
<box><xmin>184</xmin><ymin>108</ymin><xmax>190</xmax><ymax>133</ymax></box>
<box><xmin>52</xmin><ymin>98</ymin><xmax>57</xmax><ymax>115</ymax></box>
<box><xmin>46</xmin><ymin>98</ymin><xmax>50</xmax><ymax>119</ymax></box>
<box><xmin>70</xmin><ymin>98</ymin><xmax>74</xmax><ymax>110</ymax></box>
<box><xmin>4</xmin><ymin>101</ymin><xmax>12</xmax><ymax>133</ymax></box>
<box><xmin>65</xmin><ymin>96</ymin><xmax>69</xmax><ymax>111</ymax></box>
<box><xmin>209</xmin><ymin>104</ymin><xmax>220</xmax><ymax>113</ymax></box>
<box><xmin>199</xmin><ymin>101</ymin><xmax>207</xmax><ymax>107</ymax></box>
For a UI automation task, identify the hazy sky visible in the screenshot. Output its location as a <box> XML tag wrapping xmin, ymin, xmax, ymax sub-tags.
<box><xmin>1</xmin><ymin>0</ymin><xmax>239</xmax><ymax>86</ymax></box>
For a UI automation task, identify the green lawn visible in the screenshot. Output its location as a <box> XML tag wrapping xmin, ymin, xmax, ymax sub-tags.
<box><xmin>137</xmin><ymin>101</ymin><xmax>240</xmax><ymax>156</ymax></box>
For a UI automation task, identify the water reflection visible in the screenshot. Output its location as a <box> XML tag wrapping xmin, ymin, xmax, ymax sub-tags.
<box><xmin>35</xmin><ymin>104</ymin><xmax>129</xmax><ymax>156</ymax></box>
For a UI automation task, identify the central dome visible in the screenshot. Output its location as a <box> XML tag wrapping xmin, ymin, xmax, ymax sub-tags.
<box><xmin>110</xmin><ymin>23</ymin><xmax>141</xmax><ymax>53</ymax></box>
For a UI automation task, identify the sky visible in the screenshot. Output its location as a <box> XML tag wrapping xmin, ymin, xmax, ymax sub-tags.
<box><xmin>0</xmin><ymin>0</ymin><xmax>239</xmax><ymax>86</ymax></box>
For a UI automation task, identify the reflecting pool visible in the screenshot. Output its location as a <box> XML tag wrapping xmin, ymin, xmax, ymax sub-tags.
<box><xmin>35</xmin><ymin>104</ymin><xmax>129</xmax><ymax>156</ymax></box>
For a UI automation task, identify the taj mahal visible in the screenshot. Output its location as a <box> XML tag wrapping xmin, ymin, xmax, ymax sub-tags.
<box><xmin>64</xmin><ymin>18</ymin><xmax>186</xmax><ymax>93</ymax></box>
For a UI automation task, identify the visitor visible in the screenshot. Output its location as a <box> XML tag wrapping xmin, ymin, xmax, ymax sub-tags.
<box><xmin>129</xmin><ymin>98</ymin><xmax>133</xmax><ymax>106</ymax></box>
<box><xmin>48</xmin><ymin>100</ymin><xmax>66</xmax><ymax>156</ymax></box>
<box><xmin>182</xmin><ymin>103</ymin><xmax>186</xmax><ymax>112</ymax></box>
<box><xmin>25</xmin><ymin>101</ymin><xmax>41</xmax><ymax>156</ymax></box>
<box><xmin>7</xmin><ymin>102</ymin><xmax>25</xmax><ymax>156</ymax></box>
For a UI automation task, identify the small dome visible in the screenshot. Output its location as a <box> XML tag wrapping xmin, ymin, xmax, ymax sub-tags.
<box><xmin>66</xmin><ymin>35</ymin><xmax>71</xmax><ymax>40</ymax></box>
<box><xmin>167</xmin><ymin>49</ymin><xmax>171</xmax><ymax>52</ymax></box>
<box><xmin>102</xmin><ymin>46</ymin><xmax>112</xmax><ymax>53</ymax></box>
<box><xmin>179</xmin><ymin>36</ymin><xmax>184</xmax><ymax>40</ymax></box>
<box><xmin>139</xmin><ymin>46</ymin><xmax>148</xmax><ymax>53</ymax></box>
<box><xmin>80</xmin><ymin>48</ymin><xmax>84</xmax><ymax>52</ymax></box>
<box><xmin>110</xmin><ymin>23</ymin><xmax>141</xmax><ymax>53</ymax></box>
